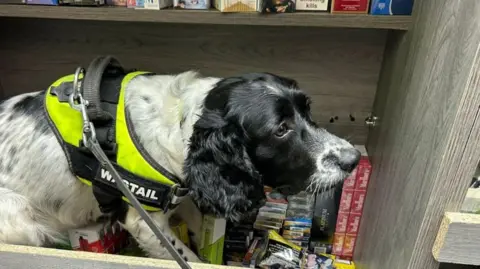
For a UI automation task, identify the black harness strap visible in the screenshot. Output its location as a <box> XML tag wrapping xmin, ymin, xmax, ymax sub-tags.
<box><xmin>83</xmin><ymin>56</ymin><xmax>123</xmax><ymax>122</ymax></box>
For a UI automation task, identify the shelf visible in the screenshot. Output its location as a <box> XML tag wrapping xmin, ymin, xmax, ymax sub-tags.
<box><xmin>0</xmin><ymin>4</ymin><xmax>411</xmax><ymax>30</ymax></box>
<box><xmin>433</xmin><ymin>212</ymin><xmax>480</xmax><ymax>266</ymax></box>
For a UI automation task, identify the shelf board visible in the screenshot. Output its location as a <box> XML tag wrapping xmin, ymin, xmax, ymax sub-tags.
<box><xmin>0</xmin><ymin>4</ymin><xmax>411</xmax><ymax>30</ymax></box>
<box><xmin>433</xmin><ymin>212</ymin><xmax>480</xmax><ymax>266</ymax></box>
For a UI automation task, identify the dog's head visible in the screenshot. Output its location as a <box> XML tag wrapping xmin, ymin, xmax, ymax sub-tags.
<box><xmin>184</xmin><ymin>73</ymin><xmax>360</xmax><ymax>221</ymax></box>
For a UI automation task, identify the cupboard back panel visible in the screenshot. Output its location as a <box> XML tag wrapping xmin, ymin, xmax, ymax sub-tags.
<box><xmin>0</xmin><ymin>17</ymin><xmax>387</xmax><ymax>144</ymax></box>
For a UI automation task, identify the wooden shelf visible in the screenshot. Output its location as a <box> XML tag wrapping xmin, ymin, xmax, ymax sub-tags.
<box><xmin>433</xmin><ymin>212</ymin><xmax>480</xmax><ymax>266</ymax></box>
<box><xmin>0</xmin><ymin>4</ymin><xmax>411</xmax><ymax>30</ymax></box>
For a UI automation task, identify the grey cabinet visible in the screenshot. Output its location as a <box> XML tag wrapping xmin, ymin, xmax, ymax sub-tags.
<box><xmin>0</xmin><ymin>0</ymin><xmax>479</xmax><ymax>268</ymax></box>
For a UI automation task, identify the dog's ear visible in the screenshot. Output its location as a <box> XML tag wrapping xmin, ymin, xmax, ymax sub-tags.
<box><xmin>183</xmin><ymin>108</ymin><xmax>265</xmax><ymax>221</ymax></box>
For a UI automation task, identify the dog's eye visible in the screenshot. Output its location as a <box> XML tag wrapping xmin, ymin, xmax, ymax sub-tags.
<box><xmin>275</xmin><ymin>123</ymin><xmax>289</xmax><ymax>137</ymax></box>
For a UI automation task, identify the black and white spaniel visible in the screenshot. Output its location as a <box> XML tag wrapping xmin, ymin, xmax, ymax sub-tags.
<box><xmin>0</xmin><ymin>71</ymin><xmax>360</xmax><ymax>262</ymax></box>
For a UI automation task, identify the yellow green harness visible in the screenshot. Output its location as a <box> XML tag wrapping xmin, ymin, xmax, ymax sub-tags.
<box><xmin>44</xmin><ymin>56</ymin><xmax>188</xmax><ymax>214</ymax></box>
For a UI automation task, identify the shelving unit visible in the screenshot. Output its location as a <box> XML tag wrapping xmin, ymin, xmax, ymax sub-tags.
<box><xmin>1</xmin><ymin>1</ymin><xmax>480</xmax><ymax>269</ymax></box>
<box><xmin>0</xmin><ymin>4</ymin><xmax>412</xmax><ymax>29</ymax></box>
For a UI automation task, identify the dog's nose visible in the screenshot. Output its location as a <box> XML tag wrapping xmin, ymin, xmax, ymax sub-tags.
<box><xmin>337</xmin><ymin>148</ymin><xmax>361</xmax><ymax>173</ymax></box>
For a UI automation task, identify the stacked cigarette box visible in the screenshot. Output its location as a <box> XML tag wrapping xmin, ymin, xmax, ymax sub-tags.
<box><xmin>332</xmin><ymin>145</ymin><xmax>371</xmax><ymax>259</ymax></box>
<box><xmin>223</xmin><ymin>221</ymin><xmax>255</xmax><ymax>266</ymax></box>
<box><xmin>331</xmin><ymin>0</ymin><xmax>370</xmax><ymax>13</ymax></box>
<box><xmin>253</xmin><ymin>187</ymin><xmax>288</xmax><ymax>231</ymax></box>
<box><xmin>282</xmin><ymin>191</ymin><xmax>315</xmax><ymax>248</ymax></box>
<box><xmin>369</xmin><ymin>0</ymin><xmax>414</xmax><ymax>15</ymax></box>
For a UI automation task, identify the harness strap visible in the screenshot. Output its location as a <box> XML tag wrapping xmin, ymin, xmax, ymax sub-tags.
<box><xmin>65</xmin><ymin>143</ymin><xmax>188</xmax><ymax>211</ymax></box>
<box><xmin>83</xmin><ymin>55</ymin><xmax>123</xmax><ymax>121</ymax></box>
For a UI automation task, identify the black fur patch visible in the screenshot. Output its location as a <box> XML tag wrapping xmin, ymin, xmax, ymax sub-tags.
<box><xmin>12</xmin><ymin>92</ymin><xmax>50</xmax><ymax>134</ymax></box>
<box><xmin>184</xmin><ymin>73</ymin><xmax>319</xmax><ymax>221</ymax></box>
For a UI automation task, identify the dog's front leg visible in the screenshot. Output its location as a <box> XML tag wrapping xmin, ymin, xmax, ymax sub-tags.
<box><xmin>122</xmin><ymin>207</ymin><xmax>200</xmax><ymax>263</ymax></box>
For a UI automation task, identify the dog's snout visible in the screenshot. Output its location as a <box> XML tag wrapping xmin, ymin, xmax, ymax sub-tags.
<box><xmin>338</xmin><ymin>148</ymin><xmax>361</xmax><ymax>173</ymax></box>
<box><xmin>323</xmin><ymin>148</ymin><xmax>361</xmax><ymax>173</ymax></box>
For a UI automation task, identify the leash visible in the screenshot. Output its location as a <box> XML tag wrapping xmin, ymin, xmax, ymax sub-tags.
<box><xmin>69</xmin><ymin>66</ymin><xmax>193</xmax><ymax>269</ymax></box>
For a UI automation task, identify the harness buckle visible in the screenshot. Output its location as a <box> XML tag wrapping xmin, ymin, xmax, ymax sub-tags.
<box><xmin>164</xmin><ymin>184</ymin><xmax>188</xmax><ymax>213</ymax></box>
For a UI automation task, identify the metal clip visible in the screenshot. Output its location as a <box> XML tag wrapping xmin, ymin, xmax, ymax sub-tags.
<box><xmin>67</xmin><ymin>66</ymin><xmax>97</xmax><ymax>148</ymax></box>
<box><xmin>69</xmin><ymin>67</ymin><xmax>86</xmax><ymax>112</ymax></box>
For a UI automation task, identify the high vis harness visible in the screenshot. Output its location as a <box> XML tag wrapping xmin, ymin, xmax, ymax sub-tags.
<box><xmin>43</xmin><ymin>56</ymin><xmax>192</xmax><ymax>269</ymax></box>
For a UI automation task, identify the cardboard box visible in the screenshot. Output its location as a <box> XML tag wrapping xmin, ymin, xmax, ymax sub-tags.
<box><xmin>342</xmin><ymin>234</ymin><xmax>357</xmax><ymax>257</ymax></box>
<box><xmin>68</xmin><ymin>222</ymin><xmax>128</xmax><ymax>254</ymax></box>
<box><xmin>260</xmin><ymin>0</ymin><xmax>295</xmax><ymax>13</ymax></box>
<box><xmin>332</xmin><ymin>233</ymin><xmax>345</xmax><ymax>255</ymax></box>
<box><xmin>312</xmin><ymin>182</ymin><xmax>343</xmax><ymax>240</ymax></box>
<box><xmin>350</xmin><ymin>190</ymin><xmax>366</xmax><ymax>214</ymax></box>
<box><xmin>143</xmin><ymin>0</ymin><xmax>173</xmax><ymax>9</ymax></box>
<box><xmin>331</xmin><ymin>0</ymin><xmax>369</xmax><ymax>13</ymax></box>
<box><xmin>333</xmin><ymin>258</ymin><xmax>356</xmax><ymax>269</ymax></box>
<box><xmin>173</xmin><ymin>0</ymin><xmax>210</xmax><ymax>9</ymax></box>
<box><xmin>343</xmin><ymin>169</ymin><xmax>357</xmax><ymax>190</ymax></box>
<box><xmin>214</xmin><ymin>0</ymin><xmax>258</xmax><ymax>12</ymax></box>
<box><xmin>334</xmin><ymin>212</ymin><xmax>349</xmax><ymax>233</ymax></box>
<box><xmin>332</xmin><ymin>145</ymin><xmax>372</xmax><ymax>258</ymax></box>
<box><xmin>355</xmin><ymin>160</ymin><xmax>371</xmax><ymax>190</ymax></box>
<box><xmin>24</xmin><ymin>0</ymin><xmax>59</xmax><ymax>4</ymax></box>
<box><xmin>199</xmin><ymin>215</ymin><xmax>226</xmax><ymax>265</ymax></box>
<box><xmin>346</xmin><ymin>213</ymin><xmax>361</xmax><ymax>234</ymax></box>
<box><xmin>310</xmin><ymin>240</ymin><xmax>333</xmax><ymax>255</ymax></box>
<box><xmin>295</xmin><ymin>0</ymin><xmax>328</xmax><ymax>11</ymax></box>
<box><xmin>60</xmin><ymin>0</ymin><xmax>105</xmax><ymax>5</ymax></box>
<box><xmin>170</xmin><ymin>216</ymin><xmax>191</xmax><ymax>249</ymax></box>
<box><xmin>106</xmin><ymin>0</ymin><xmax>126</xmax><ymax>5</ymax></box>
<box><xmin>370</xmin><ymin>0</ymin><xmax>413</xmax><ymax>15</ymax></box>
<box><xmin>127</xmin><ymin>0</ymin><xmax>172</xmax><ymax>8</ymax></box>
<box><xmin>339</xmin><ymin>189</ymin><xmax>354</xmax><ymax>212</ymax></box>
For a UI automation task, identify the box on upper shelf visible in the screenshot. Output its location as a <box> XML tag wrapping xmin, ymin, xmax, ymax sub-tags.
<box><xmin>370</xmin><ymin>0</ymin><xmax>414</xmax><ymax>15</ymax></box>
<box><xmin>295</xmin><ymin>0</ymin><xmax>328</xmax><ymax>11</ymax></box>
<box><xmin>24</xmin><ymin>0</ymin><xmax>59</xmax><ymax>4</ymax></box>
<box><xmin>331</xmin><ymin>0</ymin><xmax>369</xmax><ymax>13</ymax></box>
<box><xmin>62</xmin><ymin>0</ymin><xmax>105</xmax><ymax>5</ymax></box>
<box><xmin>106</xmin><ymin>0</ymin><xmax>127</xmax><ymax>5</ymax></box>
<box><xmin>259</xmin><ymin>0</ymin><xmax>295</xmax><ymax>13</ymax></box>
<box><xmin>127</xmin><ymin>0</ymin><xmax>172</xmax><ymax>9</ymax></box>
<box><xmin>173</xmin><ymin>0</ymin><xmax>210</xmax><ymax>10</ymax></box>
<box><xmin>214</xmin><ymin>0</ymin><xmax>258</xmax><ymax>12</ymax></box>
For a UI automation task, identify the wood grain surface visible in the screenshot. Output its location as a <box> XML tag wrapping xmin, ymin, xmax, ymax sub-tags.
<box><xmin>0</xmin><ymin>17</ymin><xmax>387</xmax><ymax>144</ymax></box>
<box><xmin>433</xmin><ymin>212</ymin><xmax>480</xmax><ymax>265</ymax></box>
<box><xmin>0</xmin><ymin>4</ymin><xmax>412</xmax><ymax>30</ymax></box>
<box><xmin>0</xmin><ymin>244</ymin><xmax>242</xmax><ymax>269</ymax></box>
<box><xmin>356</xmin><ymin>1</ymin><xmax>480</xmax><ymax>269</ymax></box>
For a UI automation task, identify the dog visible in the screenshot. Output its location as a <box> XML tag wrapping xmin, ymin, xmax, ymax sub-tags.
<box><xmin>0</xmin><ymin>70</ymin><xmax>360</xmax><ymax>262</ymax></box>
